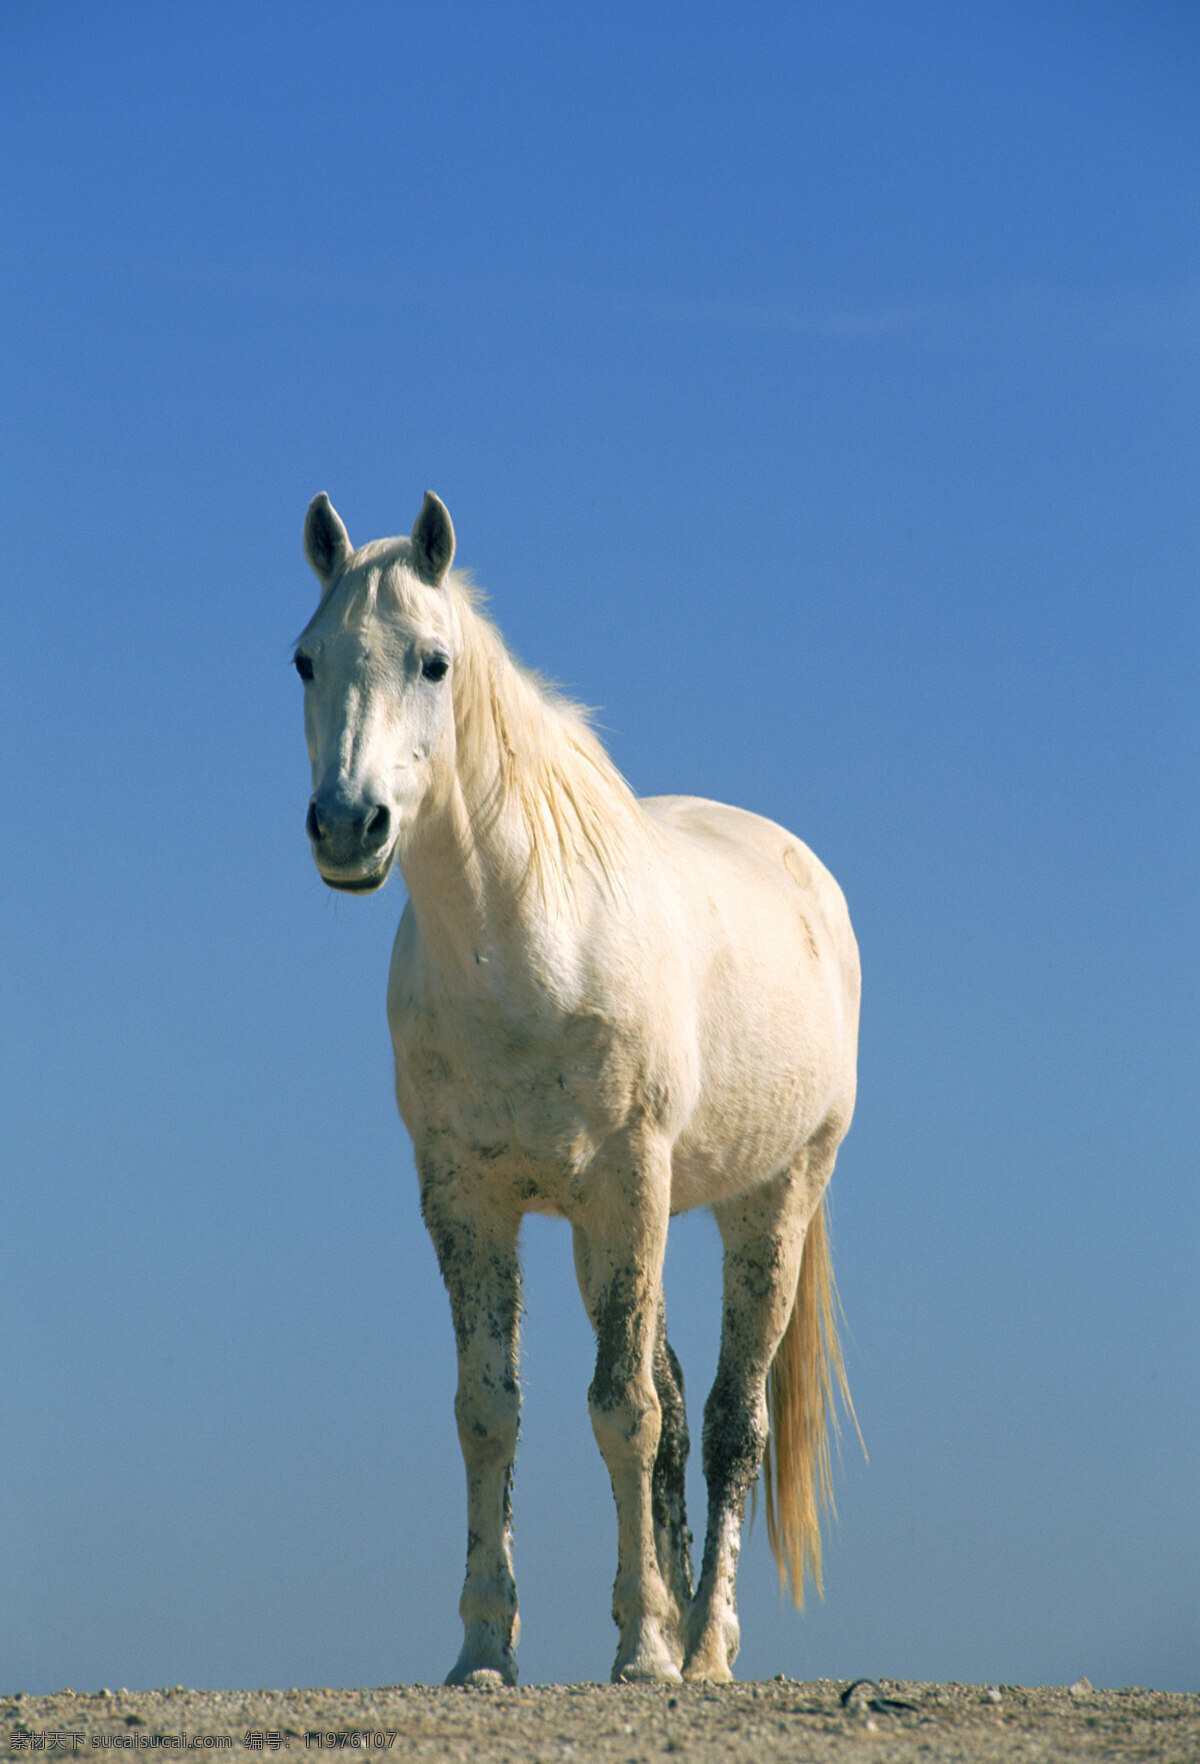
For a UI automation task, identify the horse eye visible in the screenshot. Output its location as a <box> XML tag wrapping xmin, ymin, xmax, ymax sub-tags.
<box><xmin>422</xmin><ymin>655</ymin><xmax>449</xmax><ymax>682</ymax></box>
<box><xmin>294</xmin><ymin>653</ymin><xmax>314</xmax><ymax>681</ymax></box>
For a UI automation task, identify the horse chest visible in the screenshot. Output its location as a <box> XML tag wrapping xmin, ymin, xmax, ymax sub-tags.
<box><xmin>389</xmin><ymin>981</ymin><xmax>653</xmax><ymax>1205</ymax></box>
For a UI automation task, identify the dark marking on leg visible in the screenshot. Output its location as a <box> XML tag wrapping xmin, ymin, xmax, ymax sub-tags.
<box><xmin>652</xmin><ymin>1319</ymin><xmax>693</xmax><ymax>1621</ymax></box>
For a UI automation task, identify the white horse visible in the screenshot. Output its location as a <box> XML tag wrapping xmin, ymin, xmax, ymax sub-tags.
<box><xmin>295</xmin><ymin>491</ymin><xmax>861</xmax><ymax>1687</ymax></box>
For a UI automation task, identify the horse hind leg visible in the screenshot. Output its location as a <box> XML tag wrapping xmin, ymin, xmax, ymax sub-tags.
<box><xmin>685</xmin><ymin>1147</ymin><xmax>846</xmax><ymax>1683</ymax></box>
<box><xmin>651</xmin><ymin>1303</ymin><xmax>693</xmax><ymax>1637</ymax></box>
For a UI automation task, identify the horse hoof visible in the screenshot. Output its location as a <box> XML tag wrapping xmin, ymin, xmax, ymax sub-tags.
<box><xmin>446</xmin><ymin>1667</ymin><xmax>513</xmax><ymax>1690</ymax></box>
<box><xmin>614</xmin><ymin>1660</ymin><xmax>683</xmax><ymax>1684</ymax></box>
<box><xmin>682</xmin><ymin>1632</ymin><xmax>735</xmax><ymax>1683</ymax></box>
<box><xmin>612</xmin><ymin>1622</ymin><xmax>683</xmax><ymax>1684</ymax></box>
<box><xmin>445</xmin><ymin>1660</ymin><xmax>518</xmax><ymax>1689</ymax></box>
<box><xmin>682</xmin><ymin>1657</ymin><xmax>734</xmax><ymax>1684</ymax></box>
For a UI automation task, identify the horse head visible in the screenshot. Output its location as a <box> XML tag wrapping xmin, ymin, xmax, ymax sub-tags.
<box><xmin>295</xmin><ymin>491</ymin><xmax>458</xmax><ymax>892</ymax></box>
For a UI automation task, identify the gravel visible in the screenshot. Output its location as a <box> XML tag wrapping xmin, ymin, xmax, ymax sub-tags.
<box><xmin>3</xmin><ymin>1678</ymin><xmax>1197</xmax><ymax>1762</ymax></box>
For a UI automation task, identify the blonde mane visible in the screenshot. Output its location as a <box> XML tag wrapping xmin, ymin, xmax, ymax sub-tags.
<box><xmin>445</xmin><ymin>572</ymin><xmax>646</xmax><ymax>902</ymax></box>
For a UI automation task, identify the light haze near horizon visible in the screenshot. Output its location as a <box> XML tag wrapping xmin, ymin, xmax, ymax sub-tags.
<box><xmin>2</xmin><ymin>1</ymin><xmax>1197</xmax><ymax>1696</ymax></box>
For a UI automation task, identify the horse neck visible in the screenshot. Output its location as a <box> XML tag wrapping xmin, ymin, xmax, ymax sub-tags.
<box><xmin>398</xmin><ymin>772</ymin><xmax>522</xmax><ymax>970</ymax></box>
<box><xmin>398</xmin><ymin>620</ymin><xmax>635</xmax><ymax>977</ymax></box>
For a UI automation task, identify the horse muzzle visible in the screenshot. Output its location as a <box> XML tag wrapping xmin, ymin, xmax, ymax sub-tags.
<box><xmin>306</xmin><ymin>789</ymin><xmax>397</xmax><ymax>892</ymax></box>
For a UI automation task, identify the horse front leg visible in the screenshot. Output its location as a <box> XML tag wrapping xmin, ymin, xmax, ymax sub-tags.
<box><xmin>421</xmin><ymin>1177</ymin><xmax>522</xmax><ymax>1687</ymax></box>
<box><xmin>573</xmin><ymin>1148</ymin><xmax>681</xmax><ymax>1682</ymax></box>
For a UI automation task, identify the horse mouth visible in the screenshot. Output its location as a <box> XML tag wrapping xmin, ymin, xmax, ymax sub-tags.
<box><xmin>317</xmin><ymin>851</ymin><xmax>396</xmax><ymax>894</ymax></box>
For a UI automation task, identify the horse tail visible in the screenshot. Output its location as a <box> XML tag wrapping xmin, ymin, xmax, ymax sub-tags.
<box><xmin>762</xmin><ymin>1195</ymin><xmax>862</xmax><ymax>1607</ymax></box>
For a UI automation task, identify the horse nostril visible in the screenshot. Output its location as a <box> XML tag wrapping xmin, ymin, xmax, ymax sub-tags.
<box><xmin>364</xmin><ymin>803</ymin><xmax>391</xmax><ymax>849</ymax></box>
<box><xmin>305</xmin><ymin>800</ymin><xmax>322</xmax><ymax>843</ymax></box>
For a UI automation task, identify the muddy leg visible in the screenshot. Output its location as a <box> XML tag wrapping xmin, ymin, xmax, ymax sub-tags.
<box><xmin>684</xmin><ymin>1164</ymin><xmax>816</xmax><ymax>1682</ymax></box>
<box><xmin>573</xmin><ymin>1149</ymin><xmax>680</xmax><ymax>1681</ymax></box>
<box><xmin>422</xmin><ymin>1178</ymin><xmax>522</xmax><ymax>1687</ymax></box>
<box><xmin>652</xmin><ymin>1305</ymin><xmax>693</xmax><ymax>1635</ymax></box>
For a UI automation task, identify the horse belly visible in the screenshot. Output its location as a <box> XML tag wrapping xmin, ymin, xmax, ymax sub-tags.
<box><xmin>667</xmin><ymin>993</ymin><xmax>846</xmax><ymax>1211</ymax></box>
<box><xmin>647</xmin><ymin>801</ymin><xmax>858</xmax><ymax>1213</ymax></box>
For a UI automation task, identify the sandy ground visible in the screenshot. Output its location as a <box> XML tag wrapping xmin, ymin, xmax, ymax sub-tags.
<box><xmin>3</xmin><ymin>1678</ymin><xmax>1197</xmax><ymax>1763</ymax></box>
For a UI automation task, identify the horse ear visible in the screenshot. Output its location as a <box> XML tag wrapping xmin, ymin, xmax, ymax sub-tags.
<box><xmin>411</xmin><ymin>491</ymin><xmax>455</xmax><ymax>586</ymax></box>
<box><xmin>304</xmin><ymin>493</ymin><xmax>353</xmax><ymax>590</ymax></box>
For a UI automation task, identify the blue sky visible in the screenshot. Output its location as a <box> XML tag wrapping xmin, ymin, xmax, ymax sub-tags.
<box><xmin>2</xmin><ymin>0</ymin><xmax>1197</xmax><ymax>1695</ymax></box>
